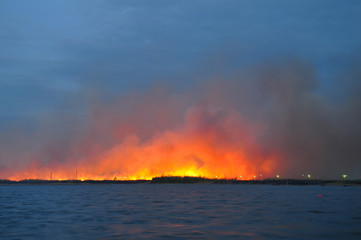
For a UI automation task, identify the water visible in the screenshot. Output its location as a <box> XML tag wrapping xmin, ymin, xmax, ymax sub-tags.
<box><xmin>0</xmin><ymin>184</ymin><xmax>360</xmax><ymax>239</ymax></box>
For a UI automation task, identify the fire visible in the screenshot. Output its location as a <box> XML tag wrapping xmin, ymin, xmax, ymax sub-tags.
<box><xmin>2</xmin><ymin>102</ymin><xmax>281</xmax><ymax>181</ymax></box>
<box><xmin>1</xmin><ymin>62</ymin><xmax>359</xmax><ymax>181</ymax></box>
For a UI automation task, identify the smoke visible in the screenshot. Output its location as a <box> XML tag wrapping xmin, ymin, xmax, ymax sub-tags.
<box><xmin>256</xmin><ymin>61</ymin><xmax>361</xmax><ymax>178</ymax></box>
<box><xmin>1</xmin><ymin>58</ymin><xmax>360</xmax><ymax>180</ymax></box>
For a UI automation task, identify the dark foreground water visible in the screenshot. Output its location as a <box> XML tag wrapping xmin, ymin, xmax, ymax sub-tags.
<box><xmin>0</xmin><ymin>184</ymin><xmax>360</xmax><ymax>239</ymax></box>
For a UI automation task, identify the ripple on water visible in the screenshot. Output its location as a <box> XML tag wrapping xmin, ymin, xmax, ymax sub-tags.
<box><xmin>0</xmin><ymin>184</ymin><xmax>360</xmax><ymax>239</ymax></box>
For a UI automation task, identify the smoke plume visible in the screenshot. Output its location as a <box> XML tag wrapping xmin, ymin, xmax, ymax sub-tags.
<box><xmin>1</xmin><ymin>58</ymin><xmax>360</xmax><ymax>180</ymax></box>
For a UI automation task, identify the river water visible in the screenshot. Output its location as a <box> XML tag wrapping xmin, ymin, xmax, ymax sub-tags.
<box><xmin>0</xmin><ymin>184</ymin><xmax>360</xmax><ymax>239</ymax></box>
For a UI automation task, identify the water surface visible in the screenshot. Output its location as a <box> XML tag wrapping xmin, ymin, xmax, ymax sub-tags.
<box><xmin>1</xmin><ymin>184</ymin><xmax>360</xmax><ymax>239</ymax></box>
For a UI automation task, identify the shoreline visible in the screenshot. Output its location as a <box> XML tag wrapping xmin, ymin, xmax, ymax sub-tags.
<box><xmin>1</xmin><ymin>176</ymin><xmax>360</xmax><ymax>186</ymax></box>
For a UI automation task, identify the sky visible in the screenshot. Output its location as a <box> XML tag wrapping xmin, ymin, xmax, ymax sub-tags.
<box><xmin>1</xmin><ymin>0</ymin><xmax>361</xmax><ymax>179</ymax></box>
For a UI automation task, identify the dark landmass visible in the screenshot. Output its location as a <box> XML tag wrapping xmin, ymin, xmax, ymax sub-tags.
<box><xmin>151</xmin><ymin>176</ymin><xmax>361</xmax><ymax>185</ymax></box>
<box><xmin>1</xmin><ymin>176</ymin><xmax>361</xmax><ymax>185</ymax></box>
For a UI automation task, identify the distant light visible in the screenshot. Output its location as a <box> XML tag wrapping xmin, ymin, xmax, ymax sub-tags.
<box><xmin>259</xmin><ymin>174</ymin><xmax>262</xmax><ymax>176</ymax></box>
<box><xmin>240</xmin><ymin>176</ymin><xmax>242</xmax><ymax>178</ymax></box>
<box><xmin>253</xmin><ymin>175</ymin><xmax>256</xmax><ymax>178</ymax></box>
<box><xmin>302</xmin><ymin>174</ymin><xmax>305</xmax><ymax>177</ymax></box>
<box><xmin>342</xmin><ymin>174</ymin><xmax>347</xmax><ymax>179</ymax></box>
<box><xmin>276</xmin><ymin>175</ymin><xmax>280</xmax><ymax>179</ymax></box>
<box><xmin>215</xmin><ymin>175</ymin><xmax>218</xmax><ymax>178</ymax></box>
<box><xmin>307</xmin><ymin>174</ymin><xmax>311</xmax><ymax>179</ymax></box>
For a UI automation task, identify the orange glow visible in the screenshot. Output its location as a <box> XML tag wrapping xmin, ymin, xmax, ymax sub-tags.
<box><xmin>2</xmin><ymin>105</ymin><xmax>282</xmax><ymax>181</ymax></box>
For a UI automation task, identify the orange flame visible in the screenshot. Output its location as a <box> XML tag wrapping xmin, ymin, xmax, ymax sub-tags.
<box><xmin>3</xmin><ymin>103</ymin><xmax>282</xmax><ymax>181</ymax></box>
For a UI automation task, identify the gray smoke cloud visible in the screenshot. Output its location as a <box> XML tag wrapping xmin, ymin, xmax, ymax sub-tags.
<box><xmin>0</xmin><ymin>57</ymin><xmax>360</xmax><ymax>179</ymax></box>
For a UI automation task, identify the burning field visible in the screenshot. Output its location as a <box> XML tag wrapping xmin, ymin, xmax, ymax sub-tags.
<box><xmin>1</xmin><ymin>61</ymin><xmax>361</xmax><ymax>181</ymax></box>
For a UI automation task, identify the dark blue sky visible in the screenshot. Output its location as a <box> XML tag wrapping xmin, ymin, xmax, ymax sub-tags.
<box><xmin>1</xmin><ymin>0</ymin><xmax>361</xmax><ymax>127</ymax></box>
